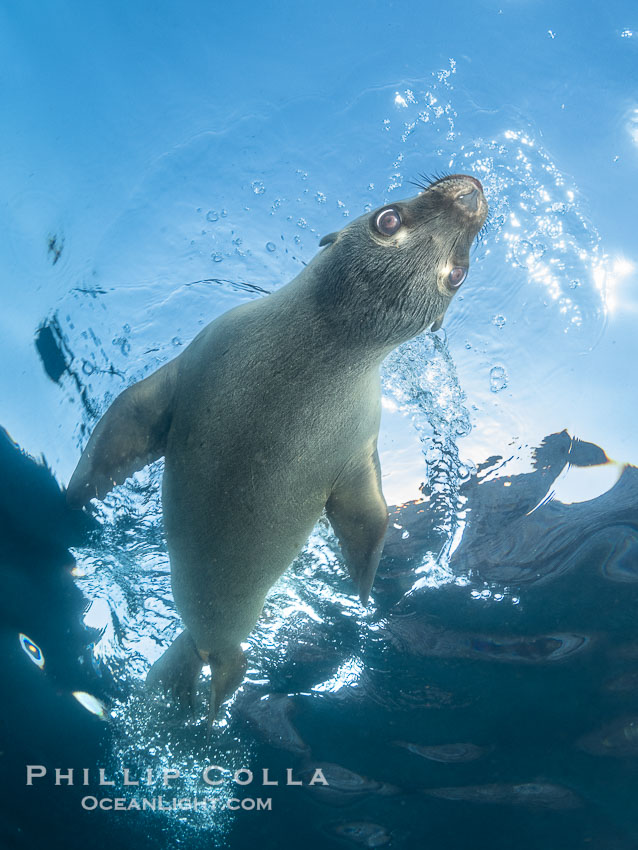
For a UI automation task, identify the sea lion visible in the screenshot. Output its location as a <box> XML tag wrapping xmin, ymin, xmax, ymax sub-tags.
<box><xmin>67</xmin><ymin>174</ymin><xmax>487</xmax><ymax>718</ymax></box>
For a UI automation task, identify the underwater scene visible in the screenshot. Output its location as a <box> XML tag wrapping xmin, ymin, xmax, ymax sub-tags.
<box><xmin>1</xmin><ymin>1</ymin><xmax>637</xmax><ymax>848</ymax></box>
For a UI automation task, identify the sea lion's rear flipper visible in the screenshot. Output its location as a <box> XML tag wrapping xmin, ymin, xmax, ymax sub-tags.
<box><xmin>146</xmin><ymin>629</ymin><xmax>204</xmax><ymax>714</ymax></box>
<box><xmin>147</xmin><ymin>632</ymin><xmax>246</xmax><ymax>722</ymax></box>
<box><xmin>66</xmin><ymin>362</ymin><xmax>177</xmax><ymax>508</ymax></box>
<box><xmin>208</xmin><ymin>646</ymin><xmax>247</xmax><ymax>722</ymax></box>
<box><xmin>326</xmin><ymin>445</ymin><xmax>389</xmax><ymax>605</ymax></box>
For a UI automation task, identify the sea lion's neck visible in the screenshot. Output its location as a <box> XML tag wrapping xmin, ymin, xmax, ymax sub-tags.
<box><xmin>267</xmin><ymin>252</ymin><xmax>402</xmax><ymax>369</ymax></box>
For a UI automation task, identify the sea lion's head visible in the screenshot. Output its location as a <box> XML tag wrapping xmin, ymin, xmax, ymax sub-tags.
<box><xmin>317</xmin><ymin>174</ymin><xmax>488</xmax><ymax>349</ymax></box>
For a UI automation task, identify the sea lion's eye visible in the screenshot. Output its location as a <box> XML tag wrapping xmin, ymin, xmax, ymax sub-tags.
<box><xmin>448</xmin><ymin>267</ymin><xmax>467</xmax><ymax>289</ymax></box>
<box><xmin>375</xmin><ymin>208</ymin><xmax>402</xmax><ymax>236</ymax></box>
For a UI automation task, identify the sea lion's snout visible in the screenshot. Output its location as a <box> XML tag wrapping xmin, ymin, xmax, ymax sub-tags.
<box><xmin>434</xmin><ymin>174</ymin><xmax>486</xmax><ymax>216</ymax></box>
<box><xmin>432</xmin><ymin>173</ymin><xmax>483</xmax><ymax>193</ymax></box>
<box><xmin>457</xmin><ymin>187</ymin><xmax>481</xmax><ymax>212</ymax></box>
<box><xmin>463</xmin><ymin>175</ymin><xmax>483</xmax><ymax>192</ymax></box>
<box><xmin>453</xmin><ymin>175</ymin><xmax>485</xmax><ymax>216</ymax></box>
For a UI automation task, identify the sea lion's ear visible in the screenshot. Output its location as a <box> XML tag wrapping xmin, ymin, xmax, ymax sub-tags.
<box><xmin>319</xmin><ymin>232</ymin><xmax>339</xmax><ymax>247</ymax></box>
<box><xmin>430</xmin><ymin>313</ymin><xmax>445</xmax><ymax>332</ymax></box>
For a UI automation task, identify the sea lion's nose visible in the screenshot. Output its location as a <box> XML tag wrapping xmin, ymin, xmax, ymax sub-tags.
<box><xmin>457</xmin><ymin>187</ymin><xmax>480</xmax><ymax>211</ymax></box>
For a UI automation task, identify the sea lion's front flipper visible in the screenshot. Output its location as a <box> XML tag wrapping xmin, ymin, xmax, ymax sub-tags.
<box><xmin>319</xmin><ymin>231</ymin><xmax>339</xmax><ymax>247</ymax></box>
<box><xmin>430</xmin><ymin>311</ymin><xmax>446</xmax><ymax>332</ymax></box>
<box><xmin>326</xmin><ymin>446</ymin><xmax>389</xmax><ymax>605</ymax></box>
<box><xmin>66</xmin><ymin>361</ymin><xmax>177</xmax><ymax>508</ymax></box>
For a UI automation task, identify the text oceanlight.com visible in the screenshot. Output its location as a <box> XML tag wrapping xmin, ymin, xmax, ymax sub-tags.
<box><xmin>81</xmin><ymin>795</ymin><xmax>273</xmax><ymax>811</ymax></box>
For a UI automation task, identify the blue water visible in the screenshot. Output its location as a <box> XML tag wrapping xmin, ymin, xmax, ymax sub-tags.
<box><xmin>1</xmin><ymin>1</ymin><xmax>637</xmax><ymax>848</ymax></box>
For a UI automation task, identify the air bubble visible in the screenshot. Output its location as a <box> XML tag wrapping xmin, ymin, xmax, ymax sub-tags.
<box><xmin>512</xmin><ymin>239</ymin><xmax>546</xmax><ymax>269</ymax></box>
<box><xmin>543</xmin><ymin>220</ymin><xmax>563</xmax><ymax>238</ymax></box>
<box><xmin>489</xmin><ymin>365</ymin><xmax>508</xmax><ymax>393</ymax></box>
<box><xmin>490</xmin><ymin>213</ymin><xmax>506</xmax><ymax>233</ymax></box>
<box><xmin>453</xmin><ymin>419</ymin><xmax>471</xmax><ymax>437</ymax></box>
<box><xmin>425</xmin><ymin>446</ymin><xmax>443</xmax><ymax>464</ymax></box>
